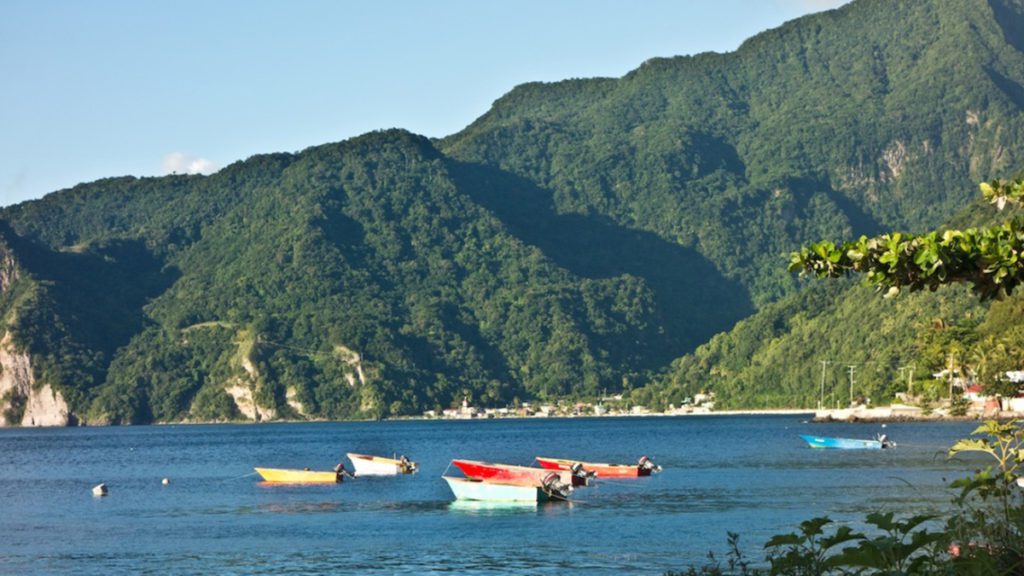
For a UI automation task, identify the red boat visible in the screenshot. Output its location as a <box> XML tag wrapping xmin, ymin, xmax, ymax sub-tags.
<box><xmin>535</xmin><ymin>456</ymin><xmax>661</xmax><ymax>478</ymax></box>
<box><xmin>451</xmin><ymin>459</ymin><xmax>587</xmax><ymax>487</ymax></box>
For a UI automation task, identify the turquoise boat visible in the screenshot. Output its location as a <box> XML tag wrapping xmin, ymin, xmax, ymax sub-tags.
<box><xmin>443</xmin><ymin>476</ymin><xmax>566</xmax><ymax>502</ymax></box>
<box><xmin>800</xmin><ymin>434</ymin><xmax>894</xmax><ymax>449</ymax></box>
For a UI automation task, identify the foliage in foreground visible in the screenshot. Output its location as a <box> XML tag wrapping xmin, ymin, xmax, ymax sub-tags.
<box><xmin>669</xmin><ymin>420</ymin><xmax>1024</xmax><ymax>575</ymax></box>
<box><xmin>788</xmin><ymin>178</ymin><xmax>1024</xmax><ymax>301</ymax></box>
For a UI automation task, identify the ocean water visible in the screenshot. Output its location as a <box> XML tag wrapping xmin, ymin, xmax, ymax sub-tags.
<box><xmin>0</xmin><ymin>415</ymin><xmax>983</xmax><ymax>574</ymax></box>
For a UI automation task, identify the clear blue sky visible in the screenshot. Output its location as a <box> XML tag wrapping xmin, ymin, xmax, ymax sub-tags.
<box><xmin>0</xmin><ymin>0</ymin><xmax>848</xmax><ymax>207</ymax></box>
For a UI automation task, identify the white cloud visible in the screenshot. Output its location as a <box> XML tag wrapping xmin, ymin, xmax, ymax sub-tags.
<box><xmin>161</xmin><ymin>152</ymin><xmax>219</xmax><ymax>176</ymax></box>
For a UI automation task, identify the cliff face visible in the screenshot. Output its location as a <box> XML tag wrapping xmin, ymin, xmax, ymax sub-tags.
<box><xmin>0</xmin><ymin>240</ymin><xmax>71</xmax><ymax>427</ymax></box>
<box><xmin>0</xmin><ymin>331</ymin><xmax>70</xmax><ymax>426</ymax></box>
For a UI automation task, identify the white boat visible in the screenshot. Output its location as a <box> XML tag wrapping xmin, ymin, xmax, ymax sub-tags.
<box><xmin>347</xmin><ymin>453</ymin><xmax>417</xmax><ymax>476</ymax></box>
<box><xmin>443</xmin><ymin>476</ymin><xmax>564</xmax><ymax>502</ymax></box>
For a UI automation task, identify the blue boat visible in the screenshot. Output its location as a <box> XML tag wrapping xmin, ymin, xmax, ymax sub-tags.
<box><xmin>800</xmin><ymin>434</ymin><xmax>894</xmax><ymax>449</ymax></box>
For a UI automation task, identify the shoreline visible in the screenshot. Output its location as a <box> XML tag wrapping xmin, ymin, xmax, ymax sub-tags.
<box><xmin>6</xmin><ymin>405</ymin><xmax>1021</xmax><ymax>429</ymax></box>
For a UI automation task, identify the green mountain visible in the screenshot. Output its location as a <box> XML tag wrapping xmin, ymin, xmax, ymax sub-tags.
<box><xmin>632</xmin><ymin>195</ymin><xmax>1024</xmax><ymax>412</ymax></box>
<box><xmin>0</xmin><ymin>132</ymin><xmax>749</xmax><ymax>424</ymax></box>
<box><xmin>441</xmin><ymin>0</ymin><xmax>1024</xmax><ymax>304</ymax></box>
<box><xmin>3</xmin><ymin>0</ymin><xmax>1024</xmax><ymax>425</ymax></box>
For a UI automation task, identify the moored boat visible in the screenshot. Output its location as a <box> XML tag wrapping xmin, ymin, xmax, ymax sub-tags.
<box><xmin>799</xmin><ymin>434</ymin><xmax>894</xmax><ymax>449</ymax></box>
<box><xmin>443</xmin><ymin>476</ymin><xmax>568</xmax><ymax>502</ymax></box>
<box><xmin>451</xmin><ymin>459</ymin><xmax>586</xmax><ymax>486</ymax></box>
<box><xmin>535</xmin><ymin>455</ymin><xmax>661</xmax><ymax>477</ymax></box>
<box><xmin>254</xmin><ymin>467</ymin><xmax>341</xmax><ymax>483</ymax></box>
<box><xmin>347</xmin><ymin>453</ymin><xmax>417</xmax><ymax>476</ymax></box>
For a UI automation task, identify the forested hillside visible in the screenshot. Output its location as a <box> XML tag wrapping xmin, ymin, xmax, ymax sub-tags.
<box><xmin>442</xmin><ymin>0</ymin><xmax>1024</xmax><ymax>304</ymax></box>
<box><xmin>0</xmin><ymin>132</ymin><xmax>750</xmax><ymax>423</ymax></box>
<box><xmin>3</xmin><ymin>0</ymin><xmax>1024</xmax><ymax>424</ymax></box>
<box><xmin>632</xmin><ymin>190</ymin><xmax>1024</xmax><ymax>412</ymax></box>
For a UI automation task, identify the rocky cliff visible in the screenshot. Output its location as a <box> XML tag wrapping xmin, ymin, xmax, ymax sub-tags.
<box><xmin>0</xmin><ymin>331</ymin><xmax>70</xmax><ymax>426</ymax></box>
<box><xmin>0</xmin><ymin>242</ymin><xmax>72</xmax><ymax>426</ymax></box>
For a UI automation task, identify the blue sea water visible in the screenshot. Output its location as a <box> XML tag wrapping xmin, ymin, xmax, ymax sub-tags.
<box><xmin>0</xmin><ymin>415</ymin><xmax>983</xmax><ymax>574</ymax></box>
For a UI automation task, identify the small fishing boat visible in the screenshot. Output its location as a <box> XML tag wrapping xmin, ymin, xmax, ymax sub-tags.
<box><xmin>443</xmin><ymin>476</ymin><xmax>569</xmax><ymax>502</ymax></box>
<box><xmin>451</xmin><ymin>459</ymin><xmax>586</xmax><ymax>486</ymax></box>
<box><xmin>254</xmin><ymin>467</ymin><xmax>342</xmax><ymax>483</ymax></box>
<box><xmin>347</xmin><ymin>453</ymin><xmax>417</xmax><ymax>476</ymax></box>
<box><xmin>535</xmin><ymin>455</ymin><xmax>661</xmax><ymax>477</ymax></box>
<box><xmin>799</xmin><ymin>434</ymin><xmax>894</xmax><ymax>449</ymax></box>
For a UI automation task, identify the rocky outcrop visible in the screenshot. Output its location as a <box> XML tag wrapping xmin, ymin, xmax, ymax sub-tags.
<box><xmin>285</xmin><ymin>386</ymin><xmax>307</xmax><ymax>416</ymax></box>
<box><xmin>223</xmin><ymin>331</ymin><xmax>277</xmax><ymax>421</ymax></box>
<box><xmin>880</xmin><ymin>139</ymin><xmax>908</xmax><ymax>182</ymax></box>
<box><xmin>0</xmin><ymin>331</ymin><xmax>70</xmax><ymax>427</ymax></box>
<box><xmin>0</xmin><ymin>250</ymin><xmax>19</xmax><ymax>293</ymax></box>
<box><xmin>335</xmin><ymin>345</ymin><xmax>367</xmax><ymax>387</ymax></box>
<box><xmin>226</xmin><ymin>381</ymin><xmax>276</xmax><ymax>422</ymax></box>
<box><xmin>0</xmin><ymin>240</ymin><xmax>71</xmax><ymax>427</ymax></box>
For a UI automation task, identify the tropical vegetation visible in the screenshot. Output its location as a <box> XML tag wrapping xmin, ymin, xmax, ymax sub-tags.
<box><xmin>4</xmin><ymin>0</ymin><xmax>1024</xmax><ymax>423</ymax></box>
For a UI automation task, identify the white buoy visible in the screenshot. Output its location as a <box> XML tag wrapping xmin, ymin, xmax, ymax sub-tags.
<box><xmin>161</xmin><ymin>478</ymin><xmax>170</xmax><ymax>485</ymax></box>
<box><xmin>92</xmin><ymin>483</ymin><xmax>108</xmax><ymax>497</ymax></box>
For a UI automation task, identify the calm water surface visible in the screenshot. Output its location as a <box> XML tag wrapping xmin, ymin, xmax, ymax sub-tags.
<box><xmin>0</xmin><ymin>415</ymin><xmax>982</xmax><ymax>574</ymax></box>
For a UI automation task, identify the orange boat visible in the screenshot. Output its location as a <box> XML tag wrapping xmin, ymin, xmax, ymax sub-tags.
<box><xmin>535</xmin><ymin>456</ymin><xmax>661</xmax><ymax>478</ymax></box>
<box><xmin>451</xmin><ymin>459</ymin><xmax>587</xmax><ymax>487</ymax></box>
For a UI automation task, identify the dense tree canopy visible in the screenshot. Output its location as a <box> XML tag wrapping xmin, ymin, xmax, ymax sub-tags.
<box><xmin>5</xmin><ymin>0</ymin><xmax>1024</xmax><ymax>423</ymax></box>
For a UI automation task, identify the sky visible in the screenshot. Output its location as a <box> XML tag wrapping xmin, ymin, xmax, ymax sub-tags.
<box><xmin>0</xmin><ymin>0</ymin><xmax>849</xmax><ymax>207</ymax></box>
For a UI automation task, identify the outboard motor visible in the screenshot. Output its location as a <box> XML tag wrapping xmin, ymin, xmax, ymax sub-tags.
<box><xmin>399</xmin><ymin>455</ymin><xmax>418</xmax><ymax>474</ymax></box>
<box><xmin>541</xmin><ymin>472</ymin><xmax>572</xmax><ymax>500</ymax></box>
<box><xmin>878</xmin><ymin>434</ymin><xmax>894</xmax><ymax>449</ymax></box>
<box><xmin>569</xmin><ymin>462</ymin><xmax>596</xmax><ymax>485</ymax></box>
<box><xmin>638</xmin><ymin>455</ymin><xmax>662</xmax><ymax>473</ymax></box>
<box><xmin>334</xmin><ymin>462</ymin><xmax>355</xmax><ymax>481</ymax></box>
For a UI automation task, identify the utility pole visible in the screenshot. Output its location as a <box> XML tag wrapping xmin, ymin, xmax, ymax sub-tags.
<box><xmin>819</xmin><ymin>360</ymin><xmax>830</xmax><ymax>410</ymax></box>
<box><xmin>847</xmin><ymin>365</ymin><xmax>857</xmax><ymax>407</ymax></box>
<box><xmin>901</xmin><ymin>365</ymin><xmax>914</xmax><ymax>395</ymax></box>
<box><xmin>898</xmin><ymin>365</ymin><xmax>911</xmax><ymax>397</ymax></box>
<box><xmin>948</xmin><ymin>354</ymin><xmax>954</xmax><ymax>399</ymax></box>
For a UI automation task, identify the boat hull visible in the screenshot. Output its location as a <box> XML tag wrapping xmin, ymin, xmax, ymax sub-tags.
<box><xmin>254</xmin><ymin>467</ymin><xmax>339</xmax><ymax>483</ymax></box>
<box><xmin>535</xmin><ymin>457</ymin><xmax>649</xmax><ymax>477</ymax></box>
<box><xmin>799</xmin><ymin>435</ymin><xmax>883</xmax><ymax>449</ymax></box>
<box><xmin>347</xmin><ymin>453</ymin><xmax>416</xmax><ymax>476</ymax></box>
<box><xmin>452</xmin><ymin>459</ymin><xmax>580</xmax><ymax>486</ymax></box>
<box><xmin>443</xmin><ymin>477</ymin><xmax>554</xmax><ymax>502</ymax></box>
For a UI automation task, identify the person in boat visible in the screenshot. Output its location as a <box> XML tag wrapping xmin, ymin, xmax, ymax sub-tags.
<box><xmin>334</xmin><ymin>462</ymin><xmax>355</xmax><ymax>481</ymax></box>
<box><xmin>399</xmin><ymin>455</ymin><xmax>412</xmax><ymax>473</ymax></box>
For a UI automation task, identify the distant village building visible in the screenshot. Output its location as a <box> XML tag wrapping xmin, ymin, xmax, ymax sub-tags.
<box><xmin>1007</xmin><ymin>371</ymin><xmax>1024</xmax><ymax>384</ymax></box>
<box><xmin>458</xmin><ymin>397</ymin><xmax>476</xmax><ymax>419</ymax></box>
<box><xmin>692</xmin><ymin>392</ymin><xmax>716</xmax><ymax>410</ymax></box>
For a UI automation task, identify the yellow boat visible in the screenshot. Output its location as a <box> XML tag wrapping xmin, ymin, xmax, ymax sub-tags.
<box><xmin>254</xmin><ymin>467</ymin><xmax>340</xmax><ymax>483</ymax></box>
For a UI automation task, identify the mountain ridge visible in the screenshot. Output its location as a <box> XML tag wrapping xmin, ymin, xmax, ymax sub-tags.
<box><xmin>3</xmin><ymin>0</ymin><xmax>1024</xmax><ymax>424</ymax></box>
